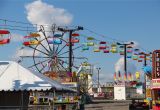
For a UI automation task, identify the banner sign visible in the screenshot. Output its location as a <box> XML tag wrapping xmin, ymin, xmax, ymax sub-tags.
<box><xmin>146</xmin><ymin>88</ymin><xmax>152</xmax><ymax>99</ymax></box>
<box><xmin>62</xmin><ymin>82</ymin><xmax>77</xmax><ymax>88</ymax></box>
<box><xmin>151</xmin><ymin>79</ymin><xmax>160</xmax><ymax>89</ymax></box>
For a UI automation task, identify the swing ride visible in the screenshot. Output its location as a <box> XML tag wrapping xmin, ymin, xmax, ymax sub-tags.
<box><xmin>0</xmin><ymin>19</ymin><xmax>153</xmax><ymax>96</ymax></box>
<box><xmin>0</xmin><ymin>29</ymin><xmax>11</xmax><ymax>45</ymax></box>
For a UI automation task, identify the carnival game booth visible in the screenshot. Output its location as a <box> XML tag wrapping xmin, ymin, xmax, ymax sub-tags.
<box><xmin>0</xmin><ymin>61</ymin><xmax>75</xmax><ymax>109</ymax></box>
<box><xmin>151</xmin><ymin>50</ymin><xmax>160</xmax><ymax>110</ymax></box>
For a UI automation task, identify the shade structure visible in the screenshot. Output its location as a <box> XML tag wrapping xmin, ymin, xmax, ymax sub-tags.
<box><xmin>87</xmin><ymin>42</ymin><xmax>94</xmax><ymax>46</ymax></box>
<box><xmin>119</xmin><ymin>49</ymin><xmax>124</xmax><ymax>53</ymax></box>
<box><xmin>127</xmin><ymin>50</ymin><xmax>133</xmax><ymax>53</ymax></box>
<box><xmin>139</xmin><ymin>55</ymin><xmax>145</xmax><ymax>58</ymax></box>
<box><xmin>93</xmin><ymin>44</ymin><xmax>100</xmax><ymax>52</ymax></box>
<box><xmin>132</xmin><ymin>55</ymin><xmax>138</xmax><ymax>60</ymax></box>
<box><xmin>93</xmin><ymin>49</ymin><xmax>100</xmax><ymax>52</ymax></box>
<box><xmin>0</xmin><ymin>30</ymin><xmax>10</xmax><ymax>34</ymax></box>
<box><xmin>0</xmin><ymin>39</ymin><xmax>10</xmax><ymax>45</ymax></box>
<box><xmin>138</xmin><ymin>60</ymin><xmax>142</xmax><ymax>62</ymax></box>
<box><xmin>127</xmin><ymin>53</ymin><xmax>132</xmax><ymax>58</ymax></box>
<box><xmin>127</xmin><ymin>46</ymin><xmax>132</xmax><ymax>48</ymax></box>
<box><xmin>119</xmin><ymin>50</ymin><xmax>124</xmax><ymax>55</ymax></box>
<box><xmin>145</xmin><ymin>57</ymin><xmax>150</xmax><ymax>60</ymax></box>
<box><xmin>119</xmin><ymin>45</ymin><xmax>124</xmax><ymax>48</ymax></box>
<box><xmin>48</xmin><ymin>39</ymin><xmax>62</xmax><ymax>45</ymax></box>
<box><xmin>134</xmin><ymin>49</ymin><xmax>140</xmax><ymax>55</ymax></box>
<box><xmin>99</xmin><ymin>46</ymin><xmax>107</xmax><ymax>50</ymax></box>
<box><xmin>23</xmin><ymin>40</ymin><xmax>40</xmax><ymax>46</ymax></box>
<box><xmin>142</xmin><ymin>66</ymin><xmax>152</xmax><ymax>75</ymax></box>
<box><xmin>111</xmin><ymin>43</ymin><xmax>117</xmax><ymax>47</ymax></box>
<box><xmin>110</xmin><ymin>43</ymin><xmax>118</xmax><ymax>53</ymax></box>
<box><xmin>0</xmin><ymin>29</ymin><xmax>11</xmax><ymax>45</ymax></box>
<box><xmin>127</xmin><ymin>56</ymin><xmax>132</xmax><ymax>58</ymax></box>
<box><xmin>24</xmin><ymin>36</ymin><xmax>31</xmax><ymax>39</ymax></box>
<box><xmin>71</xmin><ymin>33</ymin><xmax>79</xmax><ymax>37</ymax></box>
<box><xmin>99</xmin><ymin>41</ymin><xmax>106</xmax><ymax>44</ymax></box>
<box><xmin>82</xmin><ymin>46</ymin><xmax>89</xmax><ymax>50</ymax></box>
<box><xmin>29</xmin><ymin>33</ymin><xmax>40</xmax><ymax>37</ymax></box>
<box><xmin>120</xmin><ymin>53</ymin><xmax>124</xmax><ymax>55</ymax></box>
<box><xmin>0</xmin><ymin>61</ymin><xmax>74</xmax><ymax>92</ymax></box>
<box><xmin>54</xmin><ymin>34</ymin><xmax>62</xmax><ymax>38</ymax></box>
<box><xmin>103</xmin><ymin>50</ymin><xmax>109</xmax><ymax>53</ymax></box>
<box><xmin>71</xmin><ymin>38</ymin><xmax>79</xmax><ymax>43</ymax></box>
<box><xmin>87</xmin><ymin>37</ymin><xmax>94</xmax><ymax>40</ymax></box>
<box><xmin>110</xmin><ymin>48</ymin><xmax>118</xmax><ymax>53</ymax></box>
<box><xmin>66</xmin><ymin>43</ymin><xmax>74</xmax><ymax>46</ymax></box>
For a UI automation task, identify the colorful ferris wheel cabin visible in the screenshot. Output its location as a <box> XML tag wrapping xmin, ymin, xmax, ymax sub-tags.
<box><xmin>0</xmin><ymin>29</ymin><xmax>11</xmax><ymax>45</ymax></box>
<box><xmin>87</xmin><ymin>42</ymin><xmax>94</xmax><ymax>46</ymax></box>
<box><xmin>54</xmin><ymin>34</ymin><xmax>62</xmax><ymax>38</ymax></box>
<box><xmin>71</xmin><ymin>33</ymin><xmax>79</xmax><ymax>37</ymax></box>
<box><xmin>87</xmin><ymin>37</ymin><xmax>94</xmax><ymax>40</ymax></box>
<box><xmin>29</xmin><ymin>33</ymin><xmax>40</xmax><ymax>38</ymax></box>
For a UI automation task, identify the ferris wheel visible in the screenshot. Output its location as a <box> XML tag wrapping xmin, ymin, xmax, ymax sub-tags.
<box><xmin>21</xmin><ymin>25</ymin><xmax>87</xmax><ymax>77</ymax></box>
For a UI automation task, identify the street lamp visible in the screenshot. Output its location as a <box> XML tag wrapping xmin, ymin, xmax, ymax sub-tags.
<box><xmin>139</xmin><ymin>52</ymin><xmax>152</xmax><ymax>99</ymax></box>
<box><xmin>117</xmin><ymin>42</ymin><xmax>134</xmax><ymax>80</ymax></box>
<box><xmin>96</xmin><ymin>67</ymin><xmax>101</xmax><ymax>93</ymax></box>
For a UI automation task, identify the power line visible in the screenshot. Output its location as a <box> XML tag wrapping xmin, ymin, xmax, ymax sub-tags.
<box><xmin>0</xmin><ymin>18</ymin><xmax>152</xmax><ymax>53</ymax></box>
<box><xmin>84</xmin><ymin>27</ymin><xmax>127</xmax><ymax>43</ymax></box>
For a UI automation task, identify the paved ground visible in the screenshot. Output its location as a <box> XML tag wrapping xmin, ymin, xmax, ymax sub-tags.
<box><xmin>85</xmin><ymin>99</ymin><xmax>132</xmax><ymax>110</ymax></box>
<box><xmin>85</xmin><ymin>102</ymin><xmax>129</xmax><ymax>110</ymax></box>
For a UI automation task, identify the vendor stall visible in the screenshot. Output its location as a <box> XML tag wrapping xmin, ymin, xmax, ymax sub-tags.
<box><xmin>0</xmin><ymin>61</ymin><xmax>75</xmax><ymax>109</ymax></box>
<box><xmin>151</xmin><ymin>50</ymin><xmax>160</xmax><ymax>110</ymax></box>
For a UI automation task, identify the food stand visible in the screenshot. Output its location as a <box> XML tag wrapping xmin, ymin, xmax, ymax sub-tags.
<box><xmin>151</xmin><ymin>50</ymin><xmax>160</xmax><ymax>110</ymax></box>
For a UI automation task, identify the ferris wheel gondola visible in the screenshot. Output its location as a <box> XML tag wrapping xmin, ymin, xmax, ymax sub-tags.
<box><xmin>0</xmin><ymin>29</ymin><xmax>11</xmax><ymax>45</ymax></box>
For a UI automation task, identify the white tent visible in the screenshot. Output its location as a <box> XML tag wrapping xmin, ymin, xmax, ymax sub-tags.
<box><xmin>0</xmin><ymin>61</ymin><xmax>74</xmax><ymax>91</ymax></box>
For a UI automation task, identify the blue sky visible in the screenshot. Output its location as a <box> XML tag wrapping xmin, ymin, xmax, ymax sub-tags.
<box><xmin>0</xmin><ymin>0</ymin><xmax>160</xmax><ymax>83</ymax></box>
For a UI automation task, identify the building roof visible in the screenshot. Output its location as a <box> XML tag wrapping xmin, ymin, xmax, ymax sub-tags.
<box><xmin>0</xmin><ymin>61</ymin><xmax>74</xmax><ymax>91</ymax></box>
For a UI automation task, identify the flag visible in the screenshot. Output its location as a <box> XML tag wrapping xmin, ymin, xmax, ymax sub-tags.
<box><xmin>131</xmin><ymin>74</ymin><xmax>134</xmax><ymax>81</ymax></box>
<box><xmin>114</xmin><ymin>72</ymin><xmax>117</xmax><ymax>81</ymax></box>
<box><xmin>135</xmin><ymin>72</ymin><xmax>140</xmax><ymax>80</ymax></box>
<box><xmin>124</xmin><ymin>73</ymin><xmax>127</xmax><ymax>81</ymax></box>
<box><xmin>128</xmin><ymin>73</ymin><xmax>131</xmax><ymax>81</ymax></box>
<box><xmin>118</xmin><ymin>71</ymin><xmax>121</xmax><ymax>80</ymax></box>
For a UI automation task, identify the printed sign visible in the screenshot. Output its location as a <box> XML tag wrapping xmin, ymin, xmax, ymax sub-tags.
<box><xmin>151</xmin><ymin>79</ymin><xmax>160</xmax><ymax>89</ymax></box>
<box><xmin>62</xmin><ymin>82</ymin><xmax>77</xmax><ymax>88</ymax></box>
<box><xmin>146</xmin><ymin>88</ymin><xmax>151</xmax><ymax>99</ymax></box>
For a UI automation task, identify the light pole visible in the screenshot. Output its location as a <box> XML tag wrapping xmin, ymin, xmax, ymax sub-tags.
<box><xmin>96</xmin><ymin>67</ymin><xmax>101</xmax><ymax>93</ymax></box>
<box><xmin>139</xmin><ymin>52</ymin><xmax>152</xmax><ymax>99</ymax></box>
<box><xmin>117</xmin><ymin>42</ymin><xmax>134</xmax><ymax>80</ymax></box>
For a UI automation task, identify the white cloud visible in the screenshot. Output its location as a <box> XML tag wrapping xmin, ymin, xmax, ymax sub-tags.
<box><xmin>100</xmin><ymin>72</ymin><xmax>113</xmax><ymax>82</ymax></box>
<box><xmin>127</xmin><ymin>41</ymin><xmax>139</xmax><ymax>48</ymax></box>
<box><xmin>10</xmin><ymin>33</ymin><xmax>23</xmax><ymax>42</ymax></box>
<box><xmin>132</xmin><ymin>41</ymin><xmax>139</xmax><ymax>48</ymax></box>
<box><xmin>23</xmin><ymin>0</ymin><xmax>73</xmax><ymax>56</ymax></box>
<box><xmin>12</xmin><ymin>47</ymin><xmax>33</xmax><ymax>60</ymax></box>
<box><xmin>25</xmin><ymin>0</ymin><xmax>73</xmax><ymax>26</ymax></box>
<box><xmin>115</xmin><ymin>57</ymin><xmax>137</xmax><ymax>74</ymax></box>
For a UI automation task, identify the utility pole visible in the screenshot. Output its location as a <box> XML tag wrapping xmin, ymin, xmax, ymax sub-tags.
<box><xmin>96</xmin><ymin>67</ymin><xmax>101</xmax><ymax>93</ymax></box>
<box><xmin>140</xmin><ymin>52</ymin><xmax>152</xmax><ymax>99</ymax></box>
<box><xmin>58</xmin><ymin>26</ymin><xmax>83</xmax><ymax>73</ymax></box>
<box><xmin>117</xmin><ymin>42</ymin><xmax>134</xmax><ymax>80</ymax></box>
